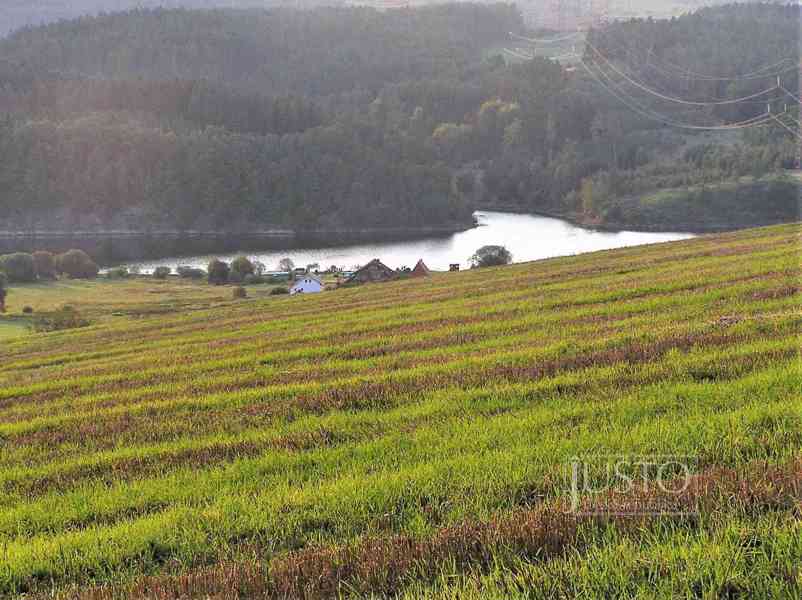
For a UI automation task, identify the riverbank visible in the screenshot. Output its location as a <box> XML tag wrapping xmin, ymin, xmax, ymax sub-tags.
<box><xmin>479</xmin><ymin>176</ymin><xmax>801</xmax><ymax>234</ymax></box>
<box><xmin>477</xmin><ymin>204</ymin><xmax>779</xmax><ymax>235</ymax></box>
<box><xmin>0</xmin><ymin>222</ymin><xmax>474</xmax><ymax>265</ymax></box>
<box><xmin>118</xmin><ymin>212</ymin><xmax>695</xmax><ymax>274</ymax></box>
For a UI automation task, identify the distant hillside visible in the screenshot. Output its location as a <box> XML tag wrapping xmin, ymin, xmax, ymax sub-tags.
<box><xmin>2</xmin><ymin>0</ymin><xmax>326</xmax><ymax>37</ymax></box>
<box><xmin>0</xmin><ymin>3</ymin><xmax>797</xmax><ymax>237</ymax></box>
<box><xmin>2</xmin><ymin>0</ymin><xmax>732</xmax><ymax>37</ymax></box>
<box><xmin>0</xmin><ymin>4</ymin><xmax>520</xmax><ymax>233</ymax></box>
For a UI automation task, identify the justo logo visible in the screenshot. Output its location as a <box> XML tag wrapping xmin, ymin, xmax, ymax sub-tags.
<box><xmin>568</xmin><ymin>455</ymin><xmax>699</xmax><ymax>516</ymax></box>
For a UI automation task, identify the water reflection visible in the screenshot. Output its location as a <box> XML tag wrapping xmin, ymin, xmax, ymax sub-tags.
<box><xmin>126</xmin><ymin>211</ymin><xmax>695</xmax><ymax>273</ymax></box>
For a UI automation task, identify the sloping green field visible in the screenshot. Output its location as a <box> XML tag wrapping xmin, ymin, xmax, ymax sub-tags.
<box><xmin>1</xmin><ymin>224</ymin><xmax>800</xmax><ymax>599</ymax></box>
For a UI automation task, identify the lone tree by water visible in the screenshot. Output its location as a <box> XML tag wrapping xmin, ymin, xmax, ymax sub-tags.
<box><xmin>230</xmin><ymin>256</ymin><xmax>255</xmax><ymax>282</ymax></box>
<box><xmin>278</xmin><ymin>258</ymin><xmax>295</xmax><ymax>273</ymax></box>
<box><xmin>469</xmin><ymin>245</ymin><xmax>512</xmax><ymax>269</ymax></box>
<box><xmin>55</xmin><ymin>250</ymin><xmax>99</xmax><ymax>279</ymax></box>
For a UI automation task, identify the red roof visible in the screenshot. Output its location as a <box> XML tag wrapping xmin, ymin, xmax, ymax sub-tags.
<box><xmin>410</xmin><ymin>259</ymin><xmax>430</xmax><ymax>277</ymax></box>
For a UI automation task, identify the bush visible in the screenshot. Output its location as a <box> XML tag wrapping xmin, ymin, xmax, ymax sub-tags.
<box><xmin>469</xmin><ymin>245</ymin><xmax>512</xmax><ymax>269</ymax></box>
<box><xmin>56</xmin><ymin>250</ymin><xmax>99</xmax><ymax>279</ymax></box>
<box><xmin>0</xmin><ymin>273</ymin><xmax>7</xmax><ymax>313</ymax></box>
<box><xmin>243</xmin><ymin>274</ymin><xmax>266</xmax><ymax>285</ymax></box>
<box><xmin>153</xmin><ymin>266</ymin><xmax>172</xmax><ymax>280</ymax></box>
<box><xmin>33</xmin><ymin>251</ymin><xmax>57</xmax><ymax>280</ymax></box>
<box><xmin>270</xmin><ymin>286</ymin><xmax>290</xmax><ymax>295</ymax></box>
<box><xmin>232</xmin><ymin>286</ymin><xmax>247</xmax><ymax>299</ymax></box>
<box><xmin>231</xmin><ymin>256</ymin><xmax>255</xmax><ymax>281</ymax></box>
<box><xmin>105</xmin><ymin>267</ymin><xmax>129</xmax><ymax>279</ymax></box>
<box><xmin>207</xmin><ymin>259</ymin><xmax>230</xmax><ymax>285</ymax></box>
<box><xmin>22</xmin><ymin>306</ymin><xmax>33</xmax><ymax>314</ymax></box>
<box><xmin>31</xmin><ymin>305</ymin><xmax>90</xmax><ymax>332</ymax></box>
<box><xmin>0</xmin><ymin>253</ymin><xmax>37</xmax><ymax>283</ymax></box>
<box><xmin>177</xmin><ymin>266</ymin><xmax>205</xmax><ymax>280</ymax></box>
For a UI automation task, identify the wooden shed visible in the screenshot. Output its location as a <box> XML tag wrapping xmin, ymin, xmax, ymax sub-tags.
<box><xmin>346</xmin><ymin>259</ymin><xmax>397</xmax><ymax>284</ymax></box>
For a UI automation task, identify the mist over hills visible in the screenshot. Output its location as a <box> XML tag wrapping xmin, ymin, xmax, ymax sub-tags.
<box><xmin>3</xmin><ymin>0</ymin><xmax>734</xmax><ymax>37</ymax></box>
<box><xmin>3</xmin><ymin>0</ymin><xmax>322</xmax><ymax>37</ymax></box>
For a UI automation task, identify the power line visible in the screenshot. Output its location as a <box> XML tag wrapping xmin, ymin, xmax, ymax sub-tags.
<box><xmin>503</xmin><ymin>48</ymin><xmax>534</xmax><ymax>61</ymax></box>
<box><xmin>779</xmin><ymin>84</ymin><xmax>801</xmax><ymax>105</ymax></box>
<box><xmin>781</xmin><ymin>113</ymin><xmax>802</xmax><ymax>130</ymax></box>
<box><xmin>595</xmin><ymin>43</ymin><xmax>798</xmax><ymax>106</ymax></box>
<box><xmin>649</xmin><ymin>56</ymin><xmax>796</xmax><ymax>83</ymax></box>
<box><xmin>771</xmin><ymin>114</ymin><xmax>801</xmax><ymax>138</ymax></box>
<box><xmin>598</xmin><ymin>27</ymin><xmax>797</xmax><ymax>82</ymax></box>
<box><xmin>585</xmin><ymin>39</ymin><xmax>779</xmax><ymax>107</ymax></box>
<box><xmin>581</xmin><ymin>59</ymin><xmax>779</xmax><ymax>132</ymax></box>
<box><xmin>509</xmin><ymin>31</ymin><xmax>583</xmax><ymax>45</ymax></box>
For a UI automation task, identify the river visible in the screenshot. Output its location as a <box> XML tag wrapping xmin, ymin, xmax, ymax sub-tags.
<box><xmin>124</xmin><ymin>211</ymin><xmax>696</xmax><ymax>274</ymax></box>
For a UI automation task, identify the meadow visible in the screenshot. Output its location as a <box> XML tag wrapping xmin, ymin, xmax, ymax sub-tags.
<box><xmin>0</xmin><ymin>223</ymin><xmax>799</xmax><ymax>598</ymax></box>
<box><xmin>0</xmin><ymin>277</ymin><xmax>290</xmax><ymax>337</ymax></box>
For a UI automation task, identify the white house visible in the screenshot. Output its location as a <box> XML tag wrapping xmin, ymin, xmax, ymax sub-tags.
<box><xmin>290</xmin><ymin>276</ymin><xmax>323</xmax><ymax>295</ymax></box>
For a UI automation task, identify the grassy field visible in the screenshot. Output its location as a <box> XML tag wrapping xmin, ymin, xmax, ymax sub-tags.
<box><xmin>0</xmin><ymin>224</ymin><xmax>800</xmax><ymax>598</ymax></box>
<box><xmin>0</xmin><ymin>278</ymin><xmax>290</xmax><ymax>337</ymax></box>
<box><xmin>0</xmin><ymin>319</ymin><xmax>28</xmax><ymax>340</ymax></box>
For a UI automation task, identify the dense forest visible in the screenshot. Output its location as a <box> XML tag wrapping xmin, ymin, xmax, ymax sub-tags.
<box><xmin>0</xmin><ymin>2</ymin><xmax>798</xmax><ymax>235</ymax></box>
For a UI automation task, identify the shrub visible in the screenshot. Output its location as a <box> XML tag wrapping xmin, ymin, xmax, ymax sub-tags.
<box><xmin>207</xmin><ymin>259</ymin><xmax>230</xmax><ymax>285</ymax></box>
<box><xmin>0</xmin><ymin>253</ymin><xmax>37</xmax><ymax>283</ymax></box>
<box><xmin>243</xmin><ymin>274</ymin><xmax>266</xmax><ymax>285</ymax></box>
<box><xmin>31</xmin><ymin>305</ymin><xmax>90</xmax><ymax>332</ymax></box>
<box><xmin>56</xmin><ymin>250</ymin><xmax>100</xmax><ymax>279</ymax></box>
<box><xmin>232</xmin><ymin>286</ymin><xmax>247</xmax><ymax>299</ymax></box>
<box><xmin>0</xmin><ymin>273</ymin><xmax>7</xmax><ymax>313</ymax></box>
<box><xmin>105</xmin><ymin>267</ymin><xmax>129</xmax><ymax>279</ymax></box>
<box><xmin>270</xmin><ymin>286</ymin><xmax>290</xmax><ymax>295</ymax></box>
<box><xmin>32</xmin><ymin>251</ymin><xmax>57</xmax><ymax>280</ymax></box>
<box><xmin>177</xmin><ymin>266</ymin><xmax>205</xmax><ymax>280</ymax></box>
<box><xmin>22</xmin><ymin>306</ymin><xmax>33</xmax><ymax>314</ymax></box>
<box><xmin>231</xmin><ymin>256</ymin><xmax>255</xmax><ymax>281</ymax></box>
<box><xmin>469</xmin><ymin>245</ymin><xmax>512</xmax><ymax>268</ymax></box>
<box><xmin>153</xmin><ymin>266</ymin><xmax>172</xmax><ymax>280</ymax></box>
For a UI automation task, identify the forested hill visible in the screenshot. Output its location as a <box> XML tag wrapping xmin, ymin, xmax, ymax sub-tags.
<box><xmin>587</xmin><ymin>2</ymin><xmax>801</xmax><ymax>124</ymax></box>
<box><xmin>0</xmin><ymin>6</ymin><xmax>519</xmax><ymax>97</ymax></box>
<box><xmin>0</xmin><ymin>0</ymin><xmax>734</xmax><ymax>37</ymax></box>
<box><xmin>0</xmin><ymin>4</ymin><xmax>520</xmax><ymax>233</ymax></box>
<box><xmin>0</xmin><ymin>3</ymin><xmax>798</xmax><ymax>236</ymax></box>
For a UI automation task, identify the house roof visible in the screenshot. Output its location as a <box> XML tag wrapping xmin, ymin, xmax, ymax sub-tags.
<box><xmin>410</xmin><ymin>259</ymin><xmax>430</xmax><ymax>277</ymax></box>
<box><xmin>346</xmin><ymin>258</ymin><xmax>396</xmax><ymax>283</ymax></box>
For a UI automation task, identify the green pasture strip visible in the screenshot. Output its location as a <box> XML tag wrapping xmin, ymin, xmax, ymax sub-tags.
<box><xmin>399</xmin><ymin>512</ymin><xmax>802</xmax><ymax>600</ymax></box>
<box><xmin>0</xmin><ymin>363</ymin><xmax>798</xmax><ymax>594</ymax></box>
<box><xmin>0</xmin><ymin>258</ymin><xmax>796</xmax><ymax>411</ymax></box>
<box><xmin>2</xmin><ymin>312</ymin><xmax>796</xmax><ymax>445</ymax></box>
<box><xmin>1</xmin><ymin>230</ymin><xmax>795</xmax><ymax>371</ymax></box>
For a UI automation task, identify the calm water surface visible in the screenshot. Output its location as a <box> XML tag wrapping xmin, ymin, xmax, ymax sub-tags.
<box><xmin>126</xmin><ymin>211</ymin><xmax>695</xmax><ymax>273</ymax></box>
